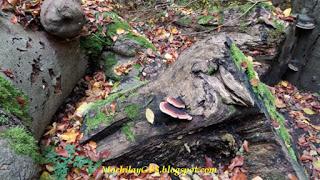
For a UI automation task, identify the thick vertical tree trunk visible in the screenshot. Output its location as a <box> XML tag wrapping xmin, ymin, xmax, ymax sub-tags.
<box><xmin>268</xmin><ymin>0</ymin><xmax>320</xmax><ymax>92</ymax></box>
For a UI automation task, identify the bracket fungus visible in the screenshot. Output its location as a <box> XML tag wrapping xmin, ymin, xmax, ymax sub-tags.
<box><xmin>166</xmin><ymin>96</ymin><xmax>186</xmax><ymax>109</ymax></box>
<box><xmin>159</xmin><ymin>97</ymin><xmax>192</xmax><ymax>121</ymax></box>
<box><xmin>296</xmin><ymin>11</ymin><xmax>315</xmax><ymax>30</ymax></box>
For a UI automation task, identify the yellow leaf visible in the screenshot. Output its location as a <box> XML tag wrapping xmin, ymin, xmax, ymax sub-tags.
<box><xmin>40</xmin><ymin>171</ymin><xmax>54</xmax><ymax>180</ymax></box>
<box><xmin>59</xmin><ymin>129</ymin><xmax>78</xmax><ymax>143</ymax></box>
<box><xmin>283</xmin><ymin>8</ymin><xmax>291</xmax><ymax>17</ymax></box>
<box><xmin>247</xmin><ymin>56</ymin><xmax>253</xmax><ymax>62</ymax></box>
<box><xmin>116</xmin><ymin>28</ymin><xmax>125</xmax><ymax>35</ymax></box>
<box><xmin>146</xmin><ymin>108</ymin><xmax>155</xmax><ymax>124</ymax></box>
<box><xmin>280</xmin><ymin>81</ymin><xmax>288</xmax><ymax>87</ymax></box>
<box><xmin>275</xmin><ymin>98</ymin><xmax>286</xmax><ymax>108</ymax></box>
<box><xmin>303</xmin><ymin>108</ymin><xmax>315</xmax><ymax>115</ymax></box>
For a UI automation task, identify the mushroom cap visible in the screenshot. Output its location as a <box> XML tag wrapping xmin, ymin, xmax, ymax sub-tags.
<box><xmin>166</xmin><ymin>96</ymin><xmax>186</xmax><ymax>109</ymax></box>
<box><xmin>296</xmin><ymin>14</ymin><xmax>315</xmax><ymax>30</ymax></box>
<box><xmin>159</xmin><ymin>102</ymin><xmax>192</xmax><ymax>120</ymax></box>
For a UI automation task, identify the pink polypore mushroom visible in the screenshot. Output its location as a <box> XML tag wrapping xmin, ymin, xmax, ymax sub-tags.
<box><xmin>166</xmin><ymin>96</ymin><xmax>186</xmax><ymax>109</ymax></box>
<box><xmin>159</xmin><ymin>102</ymin><xmax>192</xmax><ymax>120</ymax></box>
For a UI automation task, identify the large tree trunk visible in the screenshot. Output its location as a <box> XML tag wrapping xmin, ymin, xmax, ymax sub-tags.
<box><xmin>81</xmin><ymin>33</ymin><xmax>307</xmax><ymax>179</ymax></box>
<box><xmin>267</xmin><ymin>0</ymin><xmax>320</xmax><ymax>92</ymax></box>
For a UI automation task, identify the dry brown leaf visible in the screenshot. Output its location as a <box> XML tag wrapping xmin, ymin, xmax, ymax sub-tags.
<box><xmin>275</xmin><ymin>98</ymin><xmax>286</xmax><ymax>108</ymax></box>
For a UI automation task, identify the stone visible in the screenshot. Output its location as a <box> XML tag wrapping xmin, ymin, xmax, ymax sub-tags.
<box><xmin>40</xmin><ymin>0</ymin><xmax>85</xmax><ymax>38</ymax></box>
<box><xmin>0</xmin><ymin>139</ymin><xmax>39</xmax><ymax>180</ymax></box>
<box><xmin>111</xmin><ymin>38</ymin><xmax>143</xmax><ymax>57</ymax></box>
<box><xmin>0</xmin><ymin>15</ymin><xmax>87</xmax><ymax>139</ymax></box>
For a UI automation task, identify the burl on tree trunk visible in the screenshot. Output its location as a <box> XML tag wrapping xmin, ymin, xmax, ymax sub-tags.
<box><xmin>80</xmin><ymin>33</ymin><xmax>307</xmax><ymax>179</ymax></box>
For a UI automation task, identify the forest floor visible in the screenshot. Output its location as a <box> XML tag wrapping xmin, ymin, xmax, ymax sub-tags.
<box><xmin>4</xmin><ymin>0</ymin><xmax>319</xmax><ymax>179</ymax></box>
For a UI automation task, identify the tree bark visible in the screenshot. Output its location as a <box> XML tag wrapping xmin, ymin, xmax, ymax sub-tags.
<box><xmin>80</xmin><ymin>33</ymin><xmax>306</xmax><ymax>179</ymax></box>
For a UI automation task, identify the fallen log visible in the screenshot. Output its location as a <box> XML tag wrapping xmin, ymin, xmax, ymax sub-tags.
<box><xmin>80</xmin><ymin>33</ymin><xmax>307</xmax><ymax>179</ymax></box>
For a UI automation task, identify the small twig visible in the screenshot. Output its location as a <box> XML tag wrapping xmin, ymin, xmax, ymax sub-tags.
<box><xmin>181</xmin><ymin>0</ymin><xmax>267</xmax><ymax>36</ymax></box>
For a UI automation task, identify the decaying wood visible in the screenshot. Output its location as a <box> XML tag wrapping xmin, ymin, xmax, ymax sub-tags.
<box><xmin>80</xmin><ymin>33</ymin><xmax>305</xmax><ymax>179</ymax></box>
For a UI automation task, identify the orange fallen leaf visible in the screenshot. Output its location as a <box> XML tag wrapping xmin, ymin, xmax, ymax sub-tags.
<box><xmin>88</xmin><ymin>141</ymin><xmax>97</xmax><ymax>150</ymax></box>
<box><xmin>287</xmin><ymin>173</ymin><xmax>298</xmax><ymax>180</ymax></box>
<box><xmin>250</xmin><ymin>78</ymin><xmax>260</xmax><ymax>87</ymax></box>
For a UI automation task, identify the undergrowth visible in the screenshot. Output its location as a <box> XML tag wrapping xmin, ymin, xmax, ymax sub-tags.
<box><xmin>42</xmin><ymin>145</ymin><xmax>102</xmax><ymax>179</ymax></box>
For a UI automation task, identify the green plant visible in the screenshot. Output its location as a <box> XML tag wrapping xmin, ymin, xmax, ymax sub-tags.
<box><xmin>0</xmin><ymin>126</ymin><xmax>39</xmax><ymax>161</ymax></box>
<box><xmin>43</xmin><ymin>145</ymin><xmax>102</xmax><ymax>179</ymax></box>
<box><xmin>0</xmin><ymin>76</ymin><xmax>31</xmax><ymax>124</ymax></box>
<box><xmin>0</xmin><ymin>114</ymin><xmax>9</xmax><ymax>124</ymax></box>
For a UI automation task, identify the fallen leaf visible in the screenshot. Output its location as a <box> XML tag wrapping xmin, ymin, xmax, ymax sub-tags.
<box><xmin>241</xmin><ymin>61</ymin><xmax>248</xmax><ymax>69</ymax></box>
<box><xmin>313</xmin><ymin>160</ymin><xmax>320</xmax><ymax>171</ymax></box>
<box><xmin>242</xmin><ymin>140</ymin><xmax>249</xmax><ymax>152</ymax></box>
<box><xmin>283</xmin><ymin>8</ymin><xmax>292</xmax><ymax>17</ymax></box>
<box><xmin>275</xmin><ymin>98</ymin><xmax>286</xmax><ymax>108</ymax></box>
<box><xmin>164</xmin><ymin>53</ymin><xmax>173</xmax><ymax>60</ymax></box>
<box><xmin>116</xmin><ymin>28</ymin><xmax>125</xmax><ymax>35</ymax></box>
<box><xmin>300</xmin><ymin>154</ymin><xmax>313</xmax><ymax>161</ymax></box>
<box><xmin>40</xmin><ymin>171</ymin><xmax>53</xmax><ymax>180</ymax></box>
<box><xmin>204</xmin><ymin>155</ymin><xmax>214</xmax><ymax>168</ymax></box>
<box><xmin>250</xmin><ymin>78</ymin><xmax>260</xmax><ymax>87</ymax></box>
<box><xmin>231</xmin><ymin>171</ymin><xmax>247</xmax><ymax>180</ymax></box>
<box><xmin>287</xmin><ymin>173</ymin><xmax>298</xmax><ymax>180</ymax></box>
<box><xmin>98</xmin><ymin>149</ymin><xmax>110</xmax><ymax>159</ymax></box>
<box><xmin>280</xmin><ymin>81</ymin><xmax>288</xmax><ymax>87</ymax></box>
<box><xmin>59</xmin><ymin>129</ymin><xmax>79</xmax><ymax>143</ymax></box>
<box><xmin>55</xmin><ymin>147</ymin><xmax>69</xmax><ymax>158</ymax></box>
<box><xmin>16</xmin><ymin>96</ymin><xmax>26</xmax><ymax>107</ymax></box>
<box><xmin>252</xmin><ymin>176</ymin><xmax>263</xmax><ymax>180</ymax></box>
<box><xmin>303</xmin><ymin>108</ymin><xmax>315</xmax><ymax>115</ymax></box>
<box><xmin>228</xmin><ymin>156</ymin><xmax>244</xmax><ymax>170</ymax></box>
<box><xmin>146</xmin><ymin>108</ymin><xmax>155</xmax><ymax>124</ymax></box>
<box><xmin>10</xmin><ymin>15</ymin><xmax>18</xmax><ymax>24</ymax></box>
<box><xmin>88</xmin><ymin>141</ymin><xmax>97</xmax><ymax>150</ymax></box>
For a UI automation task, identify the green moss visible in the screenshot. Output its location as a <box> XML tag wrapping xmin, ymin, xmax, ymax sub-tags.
<box><xmin>268</xmin><ymin>20</ymin><xmax>285</xmax><ymax>41</ymax></box>
<box><xmin>230</xmin><ymin>43</ymin><xmax>297</xmax><ymax>162</ymax></box>
<box><xmin>89</xmin><ymin>80</ymin><xmax>147</xmax><ymax>111</ymax></box>
<box><xmin>0</xmin><ymin>126</ymin><xmax>39</xmax><ymax>161</ymax></box>
<box><xmin>197</xmin><ymin>15</ymin><xmax>214</xmax><ymax>25</ymax></box>
<box><xmin>121</xmin><ymin>123</ymin><xmax>135</xmax><ymax>141</ymax></box>
<box><xmin>85</xmin><ymin>111</ymin><xmax>114</xmax><ymax>132</ymax></box>
<box><xmin>124</xmin><ymin>104</ymin><xmax>140</xmax><ymax>120</ymax></box>
<box><xmin>0</xmin><ymin>76</ymin><xmax>31</xmax><ymax>124</ymax></box>
<box><xmin>80</xmin><ymin>33</ymin><xmax>112</xmax><ymax>58</ymax></box>
<box><xmin>123</xmin><ymin>32</ymin><xmax>156</xmax><ymax>51</ymax></box>
<box><xmin>0</xmin><ymin>114</ymin><xmax>9</xmax><ymax>125</ymax></box>
<box><xmin>177</xmin><ymin>16</ymin><xmax>192</xmax><ymax>26</ymax></box>
<box><xmin>103</xmin><ymin>52</ymin><xmax>120</xmax><ymax>80</ymax></box>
